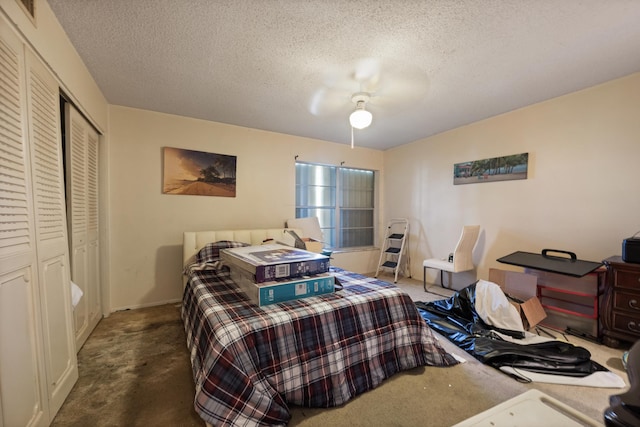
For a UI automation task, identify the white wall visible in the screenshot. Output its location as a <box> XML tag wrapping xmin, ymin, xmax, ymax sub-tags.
<box><xmin>385</xmin><ymin>73</ymin><xmax>640</xmax><ymax>289</ymax></box>
<box><xmin>107</xmin><ymin>106</ymin><xmax>384</xmax><ymax>310</ymax></box>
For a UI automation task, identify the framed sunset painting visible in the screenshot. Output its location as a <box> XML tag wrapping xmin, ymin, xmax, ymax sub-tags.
<box><xmin>163</xmin><ymin>147</ymin><xmax>237</xmax><ymax>197</ymax></box>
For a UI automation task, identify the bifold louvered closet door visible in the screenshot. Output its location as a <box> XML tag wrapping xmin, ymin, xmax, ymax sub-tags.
<box><xmin>65</xmin><ymin>104</ymin><xmax>101</xmax><ymax>350</ymax></box>
<box><xmin>0</xmin><ymin>15</ymin><xmax>78</xmax><ymax>427</ymax></box>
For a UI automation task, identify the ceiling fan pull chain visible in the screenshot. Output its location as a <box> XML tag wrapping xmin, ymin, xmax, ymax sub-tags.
<box><xmin>351</xmin><ymin>126</ymin><xmax>355</xmax><ymax>149</ymax></box>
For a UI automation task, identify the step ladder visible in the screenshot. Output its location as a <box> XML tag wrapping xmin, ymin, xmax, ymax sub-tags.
<box><xmin>375</xmin><ymin>218</ymin><xmax>410</xmax><ymax>283</ymax></box>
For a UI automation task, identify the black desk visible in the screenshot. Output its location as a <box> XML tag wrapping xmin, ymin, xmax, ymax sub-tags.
<box><xmin>497</xmin><ymin>249</ymin><xmax>602</xmax><ymax>277</ymax></box>
<box><xmin>497</xmin><ymin>249</ymin><xmax>604</xmax><ymax>341</ymax></box>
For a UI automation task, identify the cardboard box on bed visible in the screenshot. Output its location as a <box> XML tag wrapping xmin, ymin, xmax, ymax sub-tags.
<box><xmin>221</xmin><ymin>243</ymin><xmax>330</xmax><ymax>283</ymax></box>
<box><xmin>229</xmin><ymin>267</ymin><xmax>334</xmax><ymax>306</ymax></box>
<box><xmin>278</xmin><ymin>230</ymin><xmax>324</xmax><ymax>253</ymax></box>
<box><xmin>488</xmin><ymin>268</ymin><xmax>546</xmax><ymax>330</ymax></box>
<box><xmin>300</xmin><ymin>237</ymin><xmax>323</xmax><ymax>253</ymax></box>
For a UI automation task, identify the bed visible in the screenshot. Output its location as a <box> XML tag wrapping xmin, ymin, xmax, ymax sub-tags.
<box><xmin>182</xmin><ymin>229</ymin><xmax>457</xmax><ymax>426</ymax></box>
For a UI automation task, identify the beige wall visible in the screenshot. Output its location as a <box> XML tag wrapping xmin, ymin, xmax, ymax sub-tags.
<box><xmin>385</xmin><ymin>73</ymin><xmax>640</xmax><ymax>289</ymax></box>
<box><xmin>108</xmin><ymin>106</ymin><xmax>384</xmax><ymax>310</ymax></box>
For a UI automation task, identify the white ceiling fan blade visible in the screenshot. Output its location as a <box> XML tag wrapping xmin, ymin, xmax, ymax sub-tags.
<box><xmin>367</xmin><ymin>64</ymin><xmax>430</xmax><ymax>113</ymax></box>
<box><xmin>308</xmin><ymin>66</ymin><xmax>360</xmax><ymax>116</ymax></box>
<box><xmin>308</xmin><ymin>58</ymin><xmax>382</xmax><ymax>116</ymax></box>
<box><xmin>353</xmin><ymin>57</ymin><xmax>381</xmax><ymax>86</ymax></box>
<box><xmin>307</xmin><ymin>57</ymin><xmax>429</xmax><ymax>118</ymax></box>
<box><xmin>308</xmin><ymin>86</ymin><xmax>351</xmax><ymax>116</ymax></box>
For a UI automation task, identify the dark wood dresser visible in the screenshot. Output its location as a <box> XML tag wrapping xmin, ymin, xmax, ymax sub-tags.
<box><xmin>601</xmin><ymin>256</ymin><xmax>640</xmax><ymax>347</ymax></box>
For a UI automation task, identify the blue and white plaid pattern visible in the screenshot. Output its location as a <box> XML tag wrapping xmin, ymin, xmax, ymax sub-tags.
<box><xmin>182</xmin><ymin>267</ymin><xmax>457</xmax><ymax>426</ymax></box>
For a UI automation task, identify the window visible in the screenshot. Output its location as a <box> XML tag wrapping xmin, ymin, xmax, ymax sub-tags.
<box><xmin>295</xmin><ymin>162</ymin><xmax>376</xmax><ymax>249</ymax></box>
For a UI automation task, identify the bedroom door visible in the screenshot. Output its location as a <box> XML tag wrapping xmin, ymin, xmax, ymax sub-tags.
<box><xmin>65</xmin><ymin>103</ymin><xmax>102</xmax><ymax>351</ymax></box>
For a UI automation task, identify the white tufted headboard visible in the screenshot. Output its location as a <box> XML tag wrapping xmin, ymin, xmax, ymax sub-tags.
<box><xmin>183</xmin><ymin>228</ymin><xmax>303</xmax><ymax>268</ymax></box>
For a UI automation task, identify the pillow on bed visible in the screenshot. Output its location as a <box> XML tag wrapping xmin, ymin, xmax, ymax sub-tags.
<box><xmin>195</xmin><ymin>240</ymin><xmax>250</xmax><ymax>265</ymax></box>
<box><xmin>184</xmin><ymin>240</ymin><xmax>250</xmax><ymax>276</ymax></box>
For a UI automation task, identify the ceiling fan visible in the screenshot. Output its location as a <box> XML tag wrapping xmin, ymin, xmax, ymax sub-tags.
<box><xmin>308</xmin><ymin>58</ymin><xmax>430</xmax><ymax>148</ymax></box>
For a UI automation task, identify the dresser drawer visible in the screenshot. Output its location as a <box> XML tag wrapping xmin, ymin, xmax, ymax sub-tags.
<box><xmin>615</xmin><ymin>269</ymin><xmax>640</xmax><ymax>290</ymax></box>
<box><xmin>602</xmin><ymin>256</ymin><xmax>640</xmax><ymax>347</ymax></box>
<box><xmin>611</xmin><ymin>311</ymin><xmax>640</xmax><ymax>337</ymax></box>
<box><xmin>613</xmin><ymin>291</ymin><xmax>640</xmax><ymax>313</ymax></box>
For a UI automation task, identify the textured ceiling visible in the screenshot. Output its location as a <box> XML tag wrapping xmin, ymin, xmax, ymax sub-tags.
<box><xmin>48</xmin><ymin>0</ymin><xmax>640</xmax><ymax>150</ymax></box>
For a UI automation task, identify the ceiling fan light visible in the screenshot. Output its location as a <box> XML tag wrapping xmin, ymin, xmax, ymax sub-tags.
<box><xmin>349</xmin><ymin>108</ymin><xmax>372</xmax><ymax>129</ymax></box>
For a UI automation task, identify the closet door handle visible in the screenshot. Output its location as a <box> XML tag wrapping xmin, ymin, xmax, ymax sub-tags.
<box><xmin>630</xmin><ymin>299</ymin><xmax>639</xmax><ymax>310</ymax></box>
<box><xmin>628</xmin><ymin>321</ymin><xmax>640</xmax><ymax>333</ymax></box>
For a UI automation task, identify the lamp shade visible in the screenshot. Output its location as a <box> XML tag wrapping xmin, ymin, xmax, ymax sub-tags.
<box><xmin>349</xmin><ymin>108</ymin><xmax>373</xmax><ymax>129</ymax></box>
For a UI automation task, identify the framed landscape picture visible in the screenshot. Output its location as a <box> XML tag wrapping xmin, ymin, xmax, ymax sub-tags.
<box><xmin>454</xmin><ymin>153</ymin><xmax>528</xmax><ymax>185</ymax></box>
<box><xmin>163</xmin><ymin>147</ymin><xmax>237</xmax><ymax>197</ymax></box>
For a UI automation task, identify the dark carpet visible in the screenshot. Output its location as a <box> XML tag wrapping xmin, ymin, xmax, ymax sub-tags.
<box><xmin>51</xmin><ymin>303</ymin><xmax>204</xmax><ymax>427</ymax></box>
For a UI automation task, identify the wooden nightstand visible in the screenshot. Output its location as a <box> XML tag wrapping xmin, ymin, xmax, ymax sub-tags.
<box><xmin>601</xmin><ymin>256</ymin><xmax>640</xmax><ymax>347</ymax></box>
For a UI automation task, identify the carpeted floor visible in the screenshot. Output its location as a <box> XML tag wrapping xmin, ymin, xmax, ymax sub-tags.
<box><xmin>51</xmin><ymin>274</ymin><xmax>630</xmax><ymax>426</ymax></box>
<box><xmin>51</xmin><ymin>303</ymin><xmax>204</xmax><ymax>427</ymax></box>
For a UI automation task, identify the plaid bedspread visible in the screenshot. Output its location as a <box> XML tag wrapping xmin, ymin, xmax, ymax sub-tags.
<box><xmin>182</xmin><ymin>267</ymin><xmax>457</xmax><ymax>426</ymax></box>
